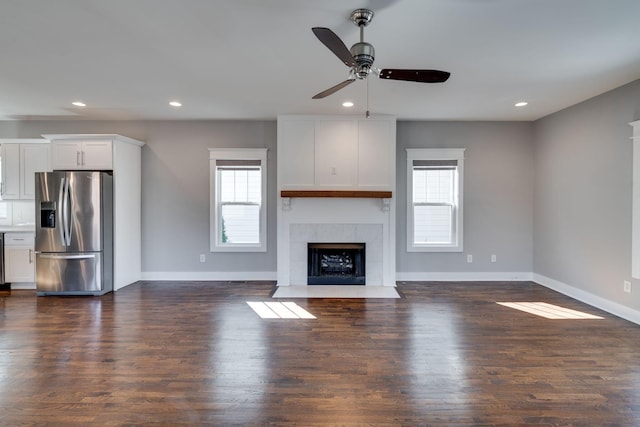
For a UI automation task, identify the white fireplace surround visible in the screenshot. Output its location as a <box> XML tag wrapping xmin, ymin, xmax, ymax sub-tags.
<box><xmin>277</xmin><ymin>197</ymin><xmax>396</xmax><ymax>286</ymax></box>
<box><xmin>276</xmin><ymin>115</ymin><xmax>397</xmax><ymax>287</ymax></box>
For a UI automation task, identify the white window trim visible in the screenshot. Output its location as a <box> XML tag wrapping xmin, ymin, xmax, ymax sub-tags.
<box><xmin>631</xmin><ymin>120</ymin><xmax>640</xmax><ymax>278</ymax></box>
<box><xmin>209</xmin><ymin>148</ymin><xmax>268</xmax><ymax>252</ymax></box>
<box><xmin>406</xmin><ymin>148</ymin><xmax>465</xmax><ymax>252</ymax></box>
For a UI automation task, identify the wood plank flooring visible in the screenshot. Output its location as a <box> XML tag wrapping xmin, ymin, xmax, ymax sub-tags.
<box><xmin>1</xmin><ymin>281</ymin><xmax>640</xmax><ymax>425</ymax></box>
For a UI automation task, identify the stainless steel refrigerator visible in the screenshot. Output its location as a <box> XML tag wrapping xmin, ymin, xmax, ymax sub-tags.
<box><xmin>34</xmin><ymin>171</ymin><xmax>113</xmax><ymax>296</ymax></box>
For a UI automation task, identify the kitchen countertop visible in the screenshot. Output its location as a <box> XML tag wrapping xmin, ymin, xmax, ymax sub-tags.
<box><xmin>0</xmin><ymin>225</ymin><xmax>35</xmax><ymax>233</ymax></box>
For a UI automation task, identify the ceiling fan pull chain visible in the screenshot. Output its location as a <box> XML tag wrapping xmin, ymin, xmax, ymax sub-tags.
<box><xmin>366</xmin><ymin>76</ymin><xmax>371</xmax><ymax>119</ymax></box>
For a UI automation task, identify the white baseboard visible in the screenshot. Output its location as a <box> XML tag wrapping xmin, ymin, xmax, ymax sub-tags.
<box><xmin>396</xmin><ymin>272</ymin><xmax>533</xmax><ymax>282</ymax></box>
<box><xmin>9</xmin><ymin>283</ymin><xmax>36</xmax><ymax>290</ymax></box>
<box><xmin>140</xmin><ymin>271</ymin><xmax>277</xmax><ymax>281</ymax></box>
<box><xmin>533</xmin><ymin>273</ymin><xmax>640</xmax><ymax>325</ymax></box>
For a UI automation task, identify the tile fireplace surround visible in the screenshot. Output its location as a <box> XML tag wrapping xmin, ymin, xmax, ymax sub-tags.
<box><xmin>291</xmin><ymin>224</ymin><xmax>381</xmax><ymax>286</ymax></box>
<box><xmin>277</xmin><ymin>197</ymin><xmax>395</xmax><ymax>286</ymax></box>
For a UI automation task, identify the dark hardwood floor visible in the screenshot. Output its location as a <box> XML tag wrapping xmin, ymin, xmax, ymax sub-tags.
<box><xmin>1</xmin><ymin>281</ymin><xmax>640</xmax><ymax>426</ymax></box>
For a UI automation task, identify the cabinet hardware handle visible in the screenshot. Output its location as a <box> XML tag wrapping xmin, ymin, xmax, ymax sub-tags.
<box><xmin>29</xmin><ymin>249</ymin><xmax>33</xmax><ymax>264</ymax></box>
<box><xmin>76</xmin><ymin>151</ymin><xmax>81</xmax><ymax>165</ymax></box>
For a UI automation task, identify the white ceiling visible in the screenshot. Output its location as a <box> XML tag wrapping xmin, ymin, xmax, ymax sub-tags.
<box><xmin>1</xmin><ymin>0</ymin><xmax>639</xmax><ymax>122</ymax></box>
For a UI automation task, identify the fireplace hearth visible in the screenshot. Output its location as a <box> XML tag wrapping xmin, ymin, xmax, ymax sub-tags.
<box><xmin>307</xmin><ymin>243</ymin><xmax>365</xmax><ymax>285</ymax></box>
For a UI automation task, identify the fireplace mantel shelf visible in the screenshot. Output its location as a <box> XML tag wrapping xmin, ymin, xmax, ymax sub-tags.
<box><xmin>280</xmin><ymin>190</ymin><xmax>392</xmax><ymax>199</ymax></box>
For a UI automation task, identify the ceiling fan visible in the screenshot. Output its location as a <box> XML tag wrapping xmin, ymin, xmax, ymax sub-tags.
<box><xmin>312</xmin><ymin>8</ymin><xmax>450</xmax><ymax>100</ymax></box>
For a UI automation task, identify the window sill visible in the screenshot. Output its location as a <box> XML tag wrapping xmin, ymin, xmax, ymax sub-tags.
<box><xmin>407</xmin><ymin>245</ymin><xmax>463</xmax><ymax>253</ymax></box>
<box><xmin>211</xmin><ymin>245</ymin><xmax>267</xmax><ymax>253</ymax></box>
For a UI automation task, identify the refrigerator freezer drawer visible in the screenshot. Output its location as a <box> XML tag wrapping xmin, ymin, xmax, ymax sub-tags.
<box><xmin>36</xmin><ymin>252</ymin><xmax>103</xmax><ymax>293</ymax></box>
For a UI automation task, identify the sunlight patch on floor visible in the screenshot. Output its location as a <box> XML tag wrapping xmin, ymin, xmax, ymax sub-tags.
<box><xmin>247</xmin><ymin>301</ymin><xmax>316</xmax><ymax>319</ymax></box>
<box><xmin>497</xmin><ymin>302</ymin><xmax>604</xmax><ymax>319</ymax></box>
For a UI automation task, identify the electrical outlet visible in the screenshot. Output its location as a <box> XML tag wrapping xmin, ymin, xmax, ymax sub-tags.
<box><xmin>491</xmin><ymin>254</ymin><xmax>497</xmax><ymax>263</ymax></box>
<box><xmin>199</xmin><ymin>254</ymin><xmax>206</xmax><ymax>263</ymax></box>
<box><xmin>624</xmin><ymin>280</ymin><xmax>632</xmax><ymax>293</ymax></box>
<box><xmin>467</xmin><ymin>254</ymin><xmax>473</xmax><ymax>263</ymax></box>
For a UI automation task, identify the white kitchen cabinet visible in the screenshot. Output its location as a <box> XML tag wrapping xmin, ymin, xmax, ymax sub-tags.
<box><xmin>0</xmin><ymin>143</ymin><xmax>20</xmax><ymax>199</ymax></box>
<box><xmin>50</xmin><ymin>139</ymin><xmax>112</xmax><ymax>170</ymax></box>
<box><xmin>0</xmin><ymin>140</ymin><xmax>50</xmax><ymax>200</ymax></box>
<box><xmin>5</xmin><ymin>232</ymin><xmax>35</xmax><ymax>283</ymax></box>
<box><xmin>20</xmin><ymin>144</ymin><xmax>50</xmax><ymax>199</ymax></box>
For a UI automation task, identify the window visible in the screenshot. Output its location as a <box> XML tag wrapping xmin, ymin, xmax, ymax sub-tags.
<box><xmin>209</xmin><ymin>148</ymin><xmax>267</xmax><ymax>252</ymax></box>
<box><xmin>407</xmin><ymin>148</ymin><xmax>465</xmax><ymax>252</ymax></box>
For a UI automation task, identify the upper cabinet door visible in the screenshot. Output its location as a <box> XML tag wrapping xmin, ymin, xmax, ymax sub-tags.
<box><xmin>81</xmin><ymin>140</ymin><xmax>112</xmax><ymax>170</ymax></box>
<box><xmin>51</xmin><ymin>141</ymin><xmax>82</xmax><ymax>170</ymax></box>
<box><xmin>1</xmin><ymin>144</ymin><xmax>21</xmax><ymax>200</ymax></box>
<box><xmin>51</xmin><ymin>140</ymin><xmax>113</xmax><ymax>170</ymax></box>
<box><xmin>20</xmin><ymin>144</ymin><xmax>51</xmax><ymax>199</ymax></box>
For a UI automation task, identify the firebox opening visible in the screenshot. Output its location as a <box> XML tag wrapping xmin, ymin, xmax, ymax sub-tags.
<box><xmin>307</xmin><ymin>243</ymin><xmax>365</xmax><ymax>285</ymax></box>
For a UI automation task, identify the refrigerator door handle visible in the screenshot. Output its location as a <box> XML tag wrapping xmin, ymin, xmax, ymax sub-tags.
<box><xmin>58</xmin><ymin>177</ymin><xmax>67</xmax><ymax>246</ymax></box>
<box><xmin>64</xmin><ymin>177</ymin><xmax>72</xmax><ymax>246</ymax></box>
<box><xmin>39</xmin><ymin>254</ymin><xmax>96</xmax><ymax>260</ymax></box>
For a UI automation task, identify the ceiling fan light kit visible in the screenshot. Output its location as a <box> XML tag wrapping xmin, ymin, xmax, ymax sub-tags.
<box><xmin>311</xmin><ymin>8</ymin><xmax>450</xmax><ymax>102</ymax></box>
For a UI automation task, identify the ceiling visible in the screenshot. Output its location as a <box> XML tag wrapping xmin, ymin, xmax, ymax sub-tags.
<box><xmin>1</xmin><ymin>0</ymin><xmax>639</xmax><ymax>122</ymax></box>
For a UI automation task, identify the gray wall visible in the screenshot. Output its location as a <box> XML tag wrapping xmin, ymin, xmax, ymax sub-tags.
<box><xmin>533</xmin><ymin>80</ymin><xmax>640</xmax><ymax>307</ymax></box>
<box><xmin>396</xmin><ymin>122</ymin><xmax>534</xmax><ymax>274</ymax></box>
<box><xmin>0</xmin><ymin>120</ymin><xmax>277</xmax><ymax>273</ymax></box>
<box><xmin>0</xmin><ymin>119</ymin><xmax>536</xmax><ymax>276</ymax></box>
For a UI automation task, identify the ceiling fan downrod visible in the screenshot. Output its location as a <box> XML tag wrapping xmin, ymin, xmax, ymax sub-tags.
<box><xmin>350</xmin><ymin>9</ymin><xmax>375</xmax><ymax>79</ymax></box>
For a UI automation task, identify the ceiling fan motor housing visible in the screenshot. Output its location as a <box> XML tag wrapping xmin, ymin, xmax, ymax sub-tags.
<box><xmin>351</xmin><ymin>42</ymin><xmax>375</xmax><ymax>79</ymax></box>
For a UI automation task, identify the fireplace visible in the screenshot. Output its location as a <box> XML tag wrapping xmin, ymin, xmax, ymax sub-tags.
<box><xmin>307</xmin><ymin>243</ymin><xmax>365</xmax><ymax>285</ymax></box>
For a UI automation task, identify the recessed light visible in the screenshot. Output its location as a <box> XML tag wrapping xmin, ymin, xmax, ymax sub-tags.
<box><xmin>342</xmin><ymin>101</ymin><xmax>354</xmax><ymax>108</ymax></box>
<box><xmin>72</xmin><ymin>101</ymin><xmax>86</xmax><ymax>107</ymax></box>
<box><xmin>169</xmin><ymin>101</ymin><xmax>182</xmax><ymax>107</ymax></box>
<box><xmin>515</xmin><ymin>101</ymin><xmax>528</xmax><ymax>107</ymax></box>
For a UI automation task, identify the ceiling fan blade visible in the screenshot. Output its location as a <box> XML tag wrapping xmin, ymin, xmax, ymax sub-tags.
<box><xmin>312</xmin><ymin>27</ymin><xmax>356</xmax><ymax>67</ymax></box>
<box><xmin>379</xmin><ymin>69</ymin><xmax>451</xmax><ymax>83</ymax></box>
<box><xmin>312</xmin><ymin>79</ymin><xmax>356</xmax><ymax>99</ymax></box>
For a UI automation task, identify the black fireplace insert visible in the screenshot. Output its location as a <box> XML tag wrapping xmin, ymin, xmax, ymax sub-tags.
<box><xmin>307</xmin><ymin>243</ymin><xmax>365</xmax><ymax>285</ymax></box>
